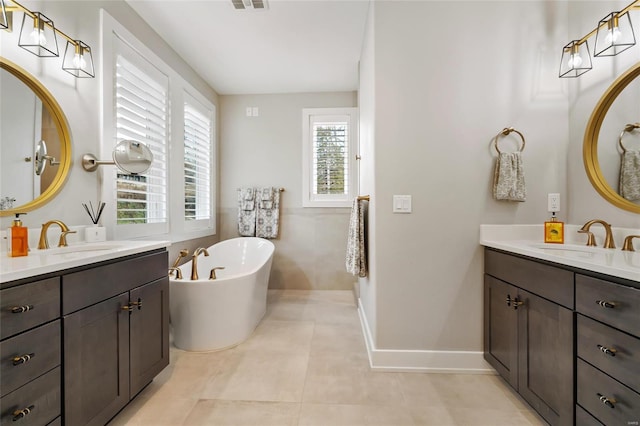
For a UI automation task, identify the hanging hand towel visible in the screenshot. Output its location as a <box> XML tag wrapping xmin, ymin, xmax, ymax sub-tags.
<box><xmin>238</xmin><ymin>187</ymin><xmax>257</xmax><ymax>236</ymax></box>
<box><xmin>346</xmin><ymin>198</ymin><xmax>367</xmax><ymax>277</ymax></box>
<box><xmin>619</xmin><ymin>149</ymin><xmax>640</xmax><ymax>201</ymax></box>
<box><xmin>493</xmin><ymin>152</ymin><xmax>526</xmax><ymax>202</ymax></box>
<box><xmin>256</xmin><ymin>187</ymin><xmax>280</xmax><ymax>239</ymax></box>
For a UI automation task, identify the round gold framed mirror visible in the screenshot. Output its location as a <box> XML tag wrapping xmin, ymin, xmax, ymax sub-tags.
<box><xmin>0</xmin><ymin>58</ymin><xmax>72</xmax><ymax>217</ymax></box>
<box><xmin>584</xmin><ymin>61</ymin><xmax>640</xmax><ymax>214</ymax></box>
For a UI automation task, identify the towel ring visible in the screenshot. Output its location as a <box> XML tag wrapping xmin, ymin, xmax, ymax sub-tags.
<box><xmin>494</xmin><ymin>127</ymin><xmax>526</xmax><ymax>155</ymax></box>
<box><xmin>618</xmin><ymin>123</ymin><xmax>640</xmax><ymax>154</ymax></box>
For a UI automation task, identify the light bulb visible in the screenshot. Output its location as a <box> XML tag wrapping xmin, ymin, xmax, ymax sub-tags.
<box><xmin>73</xmin><ymin>53</ymin><xmax>87</xmax><ymax>69</ymax></box>
<box><xmin>568</xmin><ymin>53</ymin><xmax>583</xmax><ymax>68</ymax></box>
<box><xmin>605</xmin><ymin>27</ymin><xmax>622</xmax><ymax>45</ymax></box>
<box><xmin>30</xmin><ymin>28</ymin><xmax>46</xmax><ymax>45</ymax></box>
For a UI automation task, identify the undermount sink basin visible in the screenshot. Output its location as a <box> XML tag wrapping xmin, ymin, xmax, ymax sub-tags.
<box><xmin>35</xmin><ymin>243</ymin><xmax>124</xmax><ymax>256</ymax></box>
<box><xmin>527</xmin><ymin>243</ymin><xmax>601</xmax><ymax>253</ymax></box>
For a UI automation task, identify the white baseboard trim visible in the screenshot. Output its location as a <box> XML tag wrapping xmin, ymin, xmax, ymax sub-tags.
<box><xmin>357</xmin><ymin>298</ymin><xmax>496</xmax><ymax>374</ymax></box>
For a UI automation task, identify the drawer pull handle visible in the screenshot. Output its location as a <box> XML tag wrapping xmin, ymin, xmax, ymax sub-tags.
<box><xmin>595</xmin><ymin>300</ymin><xmax>616</xmax><ymax>309</ymax></box>
<box><xmin>597</xmin><ymin>344</ymin><xmax>617</xmax><ymax>356</ymax></box>
<box><xmin>597</xmin><ymin>393</ymin><xmax>616</xmax><ymax>408</ymax></box>
<box><xmin>10</xmin><ymin>305</ymin><xmax>34</xmax><ymax>314</ymax></box>
<box><xmin>12</xmin><ymin>353</ymin><xmax>35</xmax><ymax>366</ymax></box>
<box><xmin>12</xmin><ymin>405</ymin><xmax>34</xmax><ymax>421</ymax></box>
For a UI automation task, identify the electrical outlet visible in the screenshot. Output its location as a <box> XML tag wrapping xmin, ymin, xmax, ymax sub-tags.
<box><xmin>548</xmin><ymin>193</ymin><xmax>560</xmax><ymax>212</ymax></box>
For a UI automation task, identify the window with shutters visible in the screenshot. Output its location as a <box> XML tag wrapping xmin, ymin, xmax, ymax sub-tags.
<box><xmin>114</xmin><ymin>48</ymin><xmax>168</xmax><ymax>228</ymax></box>
<box><xmin>183</xmin><ymin>93</ymin><xmax>213</xmax><ymax>228</ymax></box>
<box><xmin>302</xmin><ymin>108</ymin><xmax>358</xmax><ymax>207</ymax></box>
<box><xmin>101</xmin><ymin>11</ymin><xmax>216</xmax><ymax>241</ymax></box>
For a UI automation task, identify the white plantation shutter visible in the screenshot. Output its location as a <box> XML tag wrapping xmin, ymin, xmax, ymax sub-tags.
<box><xmin>114</xmin><ymin>38</ymin><xmax>168</xmax><ymax>228</ymax></box>
<box><xmin>302</xmin><ymin>108</ymin><xmax>358</xmax><ymax>207</ymax></box>
<box><xmin>184</xmin><ymin>95</ymin><xmax>212</xmax><ymax>222</ymax></box>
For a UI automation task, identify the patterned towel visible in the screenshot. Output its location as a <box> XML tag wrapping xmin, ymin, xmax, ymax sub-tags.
<box><xmin>619</xmin><ymin>150</ymin><xmax>640</xmax><ymax>201</ymax></box>
<box><xmin>256</xmin><ymin>187</ymin><xmax>280</xmax><ymax>239</ymax></box>
<box><xmin>493</xmin><ymin>152</ymin><xmax>526</xmax><ymax>202</ymax></box>
<box><xmin>346</xmin><ymin>198</ymin><xmax>367</xmax><ymax>277</ymax></box>
<box><xmin>238</xmin><ymin>188</ymin><xmax>257</xmax><ymax>236</ymax></box>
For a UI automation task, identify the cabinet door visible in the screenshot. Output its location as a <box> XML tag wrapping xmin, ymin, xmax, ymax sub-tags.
<box><xmin>517</xmin><ymin>289</ymin><xmax>573</xmax><ymax>426</ymax></box>
<box><xmin>129</xmin><ymin>278</ymin><xmax>170</xmax><ymax>397</ymax></box>
<box><xmin>483</xmin><ymin>275</ymin><xmax>518</xmax><ymax>388</ymax></box>
<box><xmin>63</xmin><ymin>293</ymin><xmax>130</xmax><ymax>426</ymax></box>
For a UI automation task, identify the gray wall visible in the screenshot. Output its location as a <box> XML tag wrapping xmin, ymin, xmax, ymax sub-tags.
<box><xmin>359</xmin><ymin>1</ymin><xmax>571</xmax><ymax>357</ymax></box>
<box><xmin>218</xmin><ymin>93</ymin><xmax>358</xmax><ymax>290</ymax></box>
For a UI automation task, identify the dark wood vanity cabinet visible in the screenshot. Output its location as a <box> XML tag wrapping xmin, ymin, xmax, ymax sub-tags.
<box><xmin>484</xmin><ymin>249</ymin><xmax>574</xmax><ymax>426</ymax></box>
<box><xmin>0</xmin><ymin>248</ymin><xmax>168</xmax><ymax>426</ymax></box>
<box><xmin>62</xmin><ymin>251</ymin><xmax>169</xmax><ymax>426</ymax></box>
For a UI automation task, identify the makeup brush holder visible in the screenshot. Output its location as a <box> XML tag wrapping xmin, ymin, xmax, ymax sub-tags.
<box><xmin>85</xmin><ymin>225</ymin><xmax>106</xmax><ymax>243</ymax></box>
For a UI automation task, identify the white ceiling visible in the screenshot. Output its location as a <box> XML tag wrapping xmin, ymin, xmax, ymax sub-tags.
<box><xmin>126</xmin><ymin>0</ymin><xmax>370</xmax><ymax>95</ymax></box>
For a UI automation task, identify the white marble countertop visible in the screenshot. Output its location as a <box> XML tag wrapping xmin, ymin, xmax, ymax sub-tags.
<box><xmin>1</xmin><ymin>240</ymin><xmax>171</xmax><ymax>284</ymax></box>
<box><xmin>480</xmin><ymin>225</ymin><xmax>640</xmax><ymax>283</ymax></box>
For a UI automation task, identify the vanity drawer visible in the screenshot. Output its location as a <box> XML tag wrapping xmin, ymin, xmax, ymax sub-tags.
<box><xmin>62</xmin><ymin>250</ymin><xmax>167</xmax><ymax>315</ymax></box>
<box><xmin>0</xmin><ymin>366</ymin><xmax>60</xmax><ymax>425</ymax></box>
<box><xmin>577</xmin><ymin>314</ymin><xmax>640</xmax><ymax>392</ymax></box>
<box><xmin>577</xmin><ymin>358</ymin><xmax>640</xmax><ymax>426</ymax></box>
<box><xmin>0</xmin><ymin>320</ymin><xmax>61</xmax><ymax>397</ymax></box>
<box><xmin>576</xmin><ymin>274</ymin><xmax>640</xmax><ymax>337</ymax></box>
<box><xmin>484</xmin><ymin>249</ymin><xmax>573</xmax><ymax>308</ymax></box>
<box><xmin>0</xmin><ymin>278</ymin><xmax>60</xmax><ymax>340</ymax></box>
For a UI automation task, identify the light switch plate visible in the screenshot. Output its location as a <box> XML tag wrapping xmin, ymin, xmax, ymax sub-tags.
<box><xmin>393</xmin><ymin>195</ymin><xmax>412</xmax><ymax>213</ymax></box>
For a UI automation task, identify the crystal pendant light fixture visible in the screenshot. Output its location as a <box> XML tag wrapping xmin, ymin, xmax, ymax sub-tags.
<box><xmin>18</xmin><ymin>11</ymin><xmax>58</xmax><ymax>57</ymax></box>
<box><xmin>559</xmin><ymin>40</ymin><xmax>593</xmax><ymax>78</ymax></box>
<box><xmin>0</xmin><ymin>0</ymin><xmax>8</xmax><ymax>30</ymax></box>
<box><xmin>62</xmin><ymin>40</ymin><xmax>95</xmax><ymax>78</ymax></box>
<box><xmin>594</xmin><ymin>11</ymin><xmax>636</xmax><ymax>56</ymax></box>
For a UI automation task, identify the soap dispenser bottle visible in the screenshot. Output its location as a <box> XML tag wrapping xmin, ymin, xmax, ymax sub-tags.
<box><xmin>544</xmin><ymin>212</ymin><xmax>564</xmax><ymax>244</ymax></box>
<box><xmin>8</xmin><ymin>213</ymin><xmax>28</xmax><ymax>257</ymax></box>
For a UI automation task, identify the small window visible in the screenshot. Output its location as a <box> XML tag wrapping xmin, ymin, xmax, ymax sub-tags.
<box><xmin>183</xmin><ymin>94</ymin><xmax>213</xmax><ymax>226</ymax></box>
<box><xmin>302</xmin><ymin>108</ymin><xmax>358</xmax><ymax>207</ymax></box>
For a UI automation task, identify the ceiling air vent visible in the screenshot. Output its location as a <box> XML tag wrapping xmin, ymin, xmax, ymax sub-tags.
<box><xmin>231</xmin><ymin>0</ymin><xmax>268</xmax><ymax>10</ymax></box>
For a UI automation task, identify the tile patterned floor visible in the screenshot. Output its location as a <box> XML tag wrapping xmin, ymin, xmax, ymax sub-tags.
<box><xmin>109</xmin><ymin>290</ymin><xmax>546</xmax><ymax>426</ymax></box>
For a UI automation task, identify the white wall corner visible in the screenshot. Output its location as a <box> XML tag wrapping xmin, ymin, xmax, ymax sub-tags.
<box><xmin>358</xmin><ymin>299</ymin><xmax>496</xmax><ymax>374</ymax></box>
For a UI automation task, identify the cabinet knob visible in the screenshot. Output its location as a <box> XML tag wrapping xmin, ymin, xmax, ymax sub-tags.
<box><xmin>10</xmin><ymin>305</ymin><xmax>34</xmax><ymax>314</ymax></box>
<box><xmin>597</xmin><ymin>344</ymin><xmax>617</xmax><ymax>357</ymax></box>
<box><xmin>12</xmin><ymin>353</ymin><xmax>35</xmax><ymax>366</ymax></box>
<box><xmin>12</xmin><ymin>405</ymin><xmax>35</xmax><ymax>421</ymax></box>
<box><xmin>512</xmin><ymin>298</ymin><xmax>525</xmax><ymax>310</ymax></box>
<box><xmin>506</xmin><ymin>294</ymin><xmax>512</xmax><ymax>307</ymax></box>
<box><xmin>597</xmin><ymin>393</ymin><xmax>616</xmax><ymax>408</ymax></box>
<box><xmin>130</xmin><ymin>298</ymin><xmax>142</xmax><ymax>310</ymax></box>
<box><xmin>595</xmin><ymin>300</ymin><xmax>616</xmax><ymax>309</ymax></box>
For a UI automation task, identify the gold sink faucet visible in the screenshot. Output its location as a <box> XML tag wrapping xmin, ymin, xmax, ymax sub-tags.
<box><xmin>622</xmin><ymin>235</ymin><xmax>640</xmax><ymax>252</ymax></box>
<box><xmin>38</xmin><ymin>220</ymin><xmax>76</xmax><ymax>249</ymax></box>
<box><xmin>579</xmin><ymin>219</ymin><xmax>615</xmax><ymax>249</ymax></box>
<box><xmin>209</xmin><ymin>267</ymin><xmax>225</xmax><ymax>280</ymax></box>
<box><xmin>191</xmin><ymin>247</ymin><xmax>210</xmax><ymax>280</ymax></box>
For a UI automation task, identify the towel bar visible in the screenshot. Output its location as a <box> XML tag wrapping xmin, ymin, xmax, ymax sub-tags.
<box><xmin>618</xmin><ymin>123</ymin><xmax>640</xmax><ymax>153</ymax></box>
<box><xmin>494</xmin><ymin>127</ymin><xmax>525</xmax><ymax>154</ymax></box>
<box><xmin>357</xmin><ymin>195</ymin><xmax>370</xmax><ymax>201</ymax></box>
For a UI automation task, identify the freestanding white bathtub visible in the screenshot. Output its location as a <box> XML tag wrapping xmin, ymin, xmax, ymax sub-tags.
<box><xmin>169</xmin><ymin>237</ymin><xmax>275</xmax><ymax>351</ymax></box>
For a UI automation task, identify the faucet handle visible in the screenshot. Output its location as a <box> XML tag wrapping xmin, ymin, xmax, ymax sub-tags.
<box><xmin>209</xmin><ymin>267</ymin><xmax>225</xmax><ymax>280</ymax></box>
<box><xmin>58</xmin><ymin>230</ymin><xmax>77</xmax><ymax>247</ymax></box>
<box><xmin>622</xmin><ymin>235</ymin><xmax>640</xmax><ymax>252</ymax></box>
<box><xmin>168</xmin><ymin>267</ymin><xmax>183</xmax><ymax>279</ymax></box>
<box><xmin>578</xmin><ymin>230</ymin><xmax>597</xmax><ymax>247</ymax></box>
